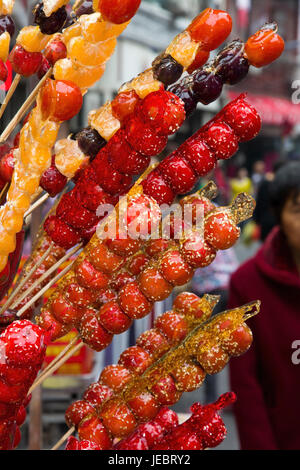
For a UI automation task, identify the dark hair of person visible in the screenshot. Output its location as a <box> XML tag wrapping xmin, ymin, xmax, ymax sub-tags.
<box><xmin>270</xmin><ymin>161</ymin><xmax>300</xmax><ymax>222</ymax></box>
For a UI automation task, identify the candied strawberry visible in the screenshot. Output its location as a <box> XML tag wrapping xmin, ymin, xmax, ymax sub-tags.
<box><xmin>83</xmin><ymin>382</ymin><xmax>113</xmax><ymax>409</ymax></box>
<box><xmin>138</xmin><ymin>90</ymin><xmax>185</xmax><ymax>136</ymax></box>
<box><xmin>57</xmin><ymin>191</ymin><xmax>98</xmax><ymax>230</ymax></box>
<box><xmin>40</xmin><ymin>156</ymin><xmax>67</xmax><ymax>197</ymax></box>
<box><xmin>160</xmin><ymin>250</ymin><xmax>194</xmax><ymax>285</ymax></box>
<box><xmin>159</xmin><ymin>154</ymin><xmax>196</xmax><ymax>194</ymax></box>
<box><xmin>0</xmin><ymin>378</ymin><xmax>27</xmax><ymax>404</ymax></box>
<box><xmin>172</xmin><ymin>361</ymin><xmax>206</xmax><ymax>392</ymax></box>
<box><xmin>136</xmin><ymin>329</ymin><xmax>170</xmax><ymax>358</ymax></box>
<box><xmin>79</xmin><ymin>440</ymin><xmax>102</xmax><ymax>450</ymax></box>
<box><xmin>125</xmin><ymin>194</ymin><xmax>161</xmax><ymax>239</ymax></box>
<box><xmin>98</xmin><ymin>300</ymin><xmax>132</xmax><ymax>334</ymax></box>
<box><xmin>65</xmin><ymin>436</ymin><xmax>80</xmax><ymax>450</ymax></box>
<box><xmin>204</xmin><ymin>212</ymin><xmax>240</xmax><ymax>250</ymax></box>
<box><xmin>9</xmin><ymin>45</ymin><xmax>42</xmax><ymax>76</ymax></box>
<box><xmin>155</xmin><ymin>311</ymin><xmax>188</xmax><ymax>344</ymax></box>
<box><xmin>75</xmin><ymin>259</ymin><xmax>109</xmax><ymax>290</ymax></box>
<box><xmin>116</xmin><ymin>433</ymin><xmax>149</xmax><ymax>450</ymax></box>
<box><xmin>99</xmin><ymin>365</ymin><xmax>132</xmax><ymax>391</ymax></box>
<box><xmin>74</xmin><ymin>177</ymin><xmax>112</xmax><ymax>212</ymax></box>
<box><xmin>65</xmin><ymin>283</ymin><xmax>95</xmax><ymax>308</ymax></box>
<box><xmin>44</xmin><ymin>215</ymin><xmax>81</xmax><ymax>249</ymax></box>
<box><xmin>180</xmin><ymin>231</ymin><xmax>217</xmax><ymax>268</ymax></box>
<box><xmin>111</xmin><ymin>90</ymin><xmax>141</xmax><ymax>122</ymax></box>
<box><xmin>142</xmin><ymin>169</ymin><xmax>175</xmax><ymax>205</ymax></box>
<box><xmin>65</xmin><ymin>400</ymin><xmax>96</xmax><ymax>428</ymax></box>
<box><xmin>128</xmin><ymin>392</ymin><xmax>159</xmax><ymax>422</ymax></box>
<box><xmin>111</xmin><ymin>271</ymin><xmax>135</xmax><ymax>291</ymax></box>
<box><xmin>204</xmin><ymin>121</ymin><xmax>239</xmax><ymax>160</ymax></box>
<box><xmin>78</xmin><ymin>415</ymin><xmax>112</xmax><ymax>449</ymax></box>
<box><xmin>106</xmin><ymin>237</ymin><xmax>141</xmax><ymax>256</ymax></box>
<box><xmin>125</xmin><ymin>116</ymin><xmax>168</xmax><ymax>157</ymax></box>
<box><xmin>16</xmin><ymin>406</ymin><xmax>26</xmax><ymax>427</ymax></box>
<box><xmin>181</xmin><ymin>139</ymin><xmax>217</xmax><ymax>176</ymax></box>
<box><xmin>155</xmin><ymin>406</ymin><xmax>178</xmax><ymax>431</ymax></box>
<box><xmin>107</xmin><ymin>130</ymin><xmax>150</xmax><ymax>175</ymax></box>
<box><xmin>151</xmin><ymin>375</ymin><xmax>182</xmax><ymax>405</ymax></box>
<box><xmin>118</xmin><ymin>281</ymin><xmax>153</xmax><ymax>319</ymax></box>
<box><xmin>95</xmin><ymin>288</ymin><xmax>117</xmax><ymax>306</ymax></box>
<box><xmin>119</xmin><ymin>346</ymin><xmax>153</xmax><ymax>374</ymax></box>
<box><xmin>37</xmin><ymin>309</ymin><xmax>70</xmax><ymax>341</ymax></box>
<box><xmin>100</xmin><ymin>399</ymin><xmax>137</xmax><ymax>438</ymax></box>
<box><xmin>223</xmin><ymin>99</ymin><xmax>262</xmax><ymax>142</ymax></box>
<box><xmin>92</xmin><ymin>151</ymin><xmax>132</xmax><ymax>195</ymax></box>
<box><xmin>145</xmin><ymin>239</ymin><xmax>169</xmax><ymax>258</ymax></box>
<box><xmin>78</xmin><ymin>222</ymin><xmax>99</xmax><ymax>244</ymax></box>
<box><xmin>0</xmin><ymin>364</ymin><xmax>35</xmax><ymax>386</ymax></box>
<box><xmin>80</xmin><ymin>309</ymin><xmax>113</xmax><ymax>351</ymax></box>
<box><xmin>3</xmin><ymin>320</ymin><xmax>45</xmax><ymax>367</ymax></box>
<box><xmin>91</xmin><ymin>242</ymin><xmax>125</xmax><ymax>274</ymax></box>
<box><xmin>173</xmin><ymin>292</ymin><xmax>206</xmax><ymax>320</ymax></box>
<box><xmin>127</xmin><ymin>253</ymin><xmax>149</xmax><ymax>276</ymax></box>
<box><xmin>0</xmin><ymin>151</ymin><xmax>15</xmax><ymax>183</ymax></box>
<box><xmin>139</xmin><ymin>267</ymin><xmax>172</xmax><ymax>301</ymax></box>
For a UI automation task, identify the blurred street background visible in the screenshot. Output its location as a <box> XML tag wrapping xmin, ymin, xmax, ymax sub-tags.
<box><xmin>4</xmin><ymin>0</ymin><xmax>300</xmax><ymax>450</ymax></box>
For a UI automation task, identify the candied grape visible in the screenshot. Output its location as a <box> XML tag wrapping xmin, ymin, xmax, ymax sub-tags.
<box><xmin>168</xmin><ymin>81</ymin><xmax>197</xmax><ymax>117</ymax></box>
<box><xmin>0</xmin><ymin>15</ymin><xmax>15</xmax><ymax>37</ymax></box>
<box><xmin>75</xmin><ymin>0</ymin><xmax>94</xmax><ymax>17</ymax></box>
<box><xmin>192</xmin><ymin>68</ymin><xmax>223</xmax><ymax>105</ymax></box>
<box><xmin>152</xmin><ymin>53</ymin><xmax>183</xmax><ymax>87</ymax></box>
<box><xmin>215</xmin><ymin>40</ymin><xmax>249</xmax><ymax>85</ymax></box>
<box><xmin>76</xmin><ymin>127</ymin><xmax>106</xmax><ymax>159</ymax></box>
<box><xmin>33</xmin><ymin>3</ymin><xmax>67</xmax><ymax>35</ymax></box>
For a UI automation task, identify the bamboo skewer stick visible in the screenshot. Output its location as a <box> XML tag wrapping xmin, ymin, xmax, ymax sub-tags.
<box><xmin>0</xmin><ymin>74</ymin><xmax>21</xmax><ymax>121</ymax></box>
<box><xmin>16</xmin><ymin>261</ymin><xmax>76</xmax><ymax>318</ymax></box>
<box><xmin>51</xmin><ymin>427</ymin><xmax>75</xmax><ymax>451</ymax></box>
<box><xmin>24</xmin><ymin>193</ymin><xmax>50</xmax><ymax>218</ymax></box>
<box><xmin>29</xmin><ymin>341</ymin><xmax>84</xmax><ymax>394</ymax></box>
<box><xmin>12</xmin><ymin>243</ymin><xmax>82</xmax><ymax>311</ymax></box>
<box><xmin>0</xmin><ymin>243</ymin><xmax>53</xmax><ymax>315</ymax></box>
<box><xmin>0</xmin><ymin>68</ymin><xmax>53</xmax><ymax>143</ymax></box>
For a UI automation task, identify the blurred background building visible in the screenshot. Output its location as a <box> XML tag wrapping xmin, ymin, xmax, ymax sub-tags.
<box><xmin>3</xmin><ymin>0</ymin><xmax>300</xmax><ymax>450</ymax></box>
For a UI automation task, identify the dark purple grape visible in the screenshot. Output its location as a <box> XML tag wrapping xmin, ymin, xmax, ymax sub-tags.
<box><xmin>33</xmin><ymin>3</ymin><xmax>67</xmax><ymax>35</ymax></box>
<box><xmin>75</xmin><ymin>0</ymin><xmax>94</xmax><ymax>17</ymax></box>
<box><xmin>168</xmin><ymin>82</ymin><xmax>197</xmax><ymax>117</ymax></box>
<box><xmin>215</xmin><ymin>40</ymin><xmax>249</xmax><ymax>85</ymax></box>
<box><xmin>152</xmin><ymin>54</ymin><xmax>184</xmax><ymax>86</ymax></box>
<box><xmin>0</xmin><ymin>15</ymin><xmax>15</xmax><ymax>36</ymax></box>
<box><xmin>76</xmin><ymin>127</ymin><xmax>106</xmax><ymax>159</ymax></box>
<box><xmin>191</xmin><ymin>69</ymin><xmax>223</xmax><ymax>105</ymax></box>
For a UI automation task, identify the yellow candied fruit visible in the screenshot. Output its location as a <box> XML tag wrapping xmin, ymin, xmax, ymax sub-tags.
<box><xmin>55</xmin><ymin>138</ymin><xmax>87</xmax><ymax>178</ymax></box>
<box><xmin>16</xmin><ymin>26</ymin><xmax>50</xmax><ymax>53</ymax></box>
<box><xmin>88</xmin><ymin>102</ymin><xmax>120</xmax><ymax>141</ymax></box>
<box><xmin>0</xmin><ymin>229</ymin><xmax>16</xmax><ymax>255</ymax></box>
<box><xmin>1</xmin><ymin>0</ymin><xmax>14</xmax><ymax>15</ymax></box>
<box><xmin>22</xmin><ymin>143</ymin><xmax>52</xmax><ymax>173</ymax></box>
<box><xmin>80</xmin><ymin>13</ymin><xmax>129</xmax><ymax>43</ymax></box>
<box><xmin>131</xmin><ymin>69</ymin><xmax>162</xmax><ymax>99</ymax></box>
<box><xmin>63</xmin><ymin>22</ymin><xmax>82</xmax><ymax>45</ymax></box>
<box><xmin>8</xmin><ymin>191</ymin><xmax>31</xmax><ymax>213</ymax></box>
<box><xmin>54</xmin><ymin>58</ymin><xmax>105</xmax><ymax>89</ymax></box>
<box><xmin>29</xmin><ymin>109</ymin><xmax>59</xmax><ymax>147</ymax></box>
<box><xmin>166</xmin><ymin>31</ymin><xmax>199</xmax><ymax>69</ymax></box>
<box><xmin>17</xmin><ymin>174</ymin><xmax>40</xmax><ymax>195</ymax></box>
<box><xmin>43</xmin><ymin>0</ymin><xmax>68</xmax><ymax>17</ymax></box>
<box><xmin>0</xmin><ymin>254</ymin><xmax>7</xmax><ymax>272</ymax></box>
<box><xmin>67</xmin><ymin>36</ymin><xmax>117</xmax><ymax>67</ymax></box>
<box><xmin>1</xmin><ymin>207</ymin><xmax>23</xmax><ymax>233</ymax></box>
<box><xmin>0</xmin><ymin>31</ymin><xmax>10</xmax><ymax>62</ymax></box>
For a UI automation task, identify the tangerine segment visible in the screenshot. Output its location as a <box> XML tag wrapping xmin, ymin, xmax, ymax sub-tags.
<box><xmin>0</xmin><ymin>228</ymin><xmax>16</xmax><ymax>255</ymax></box>
<box><xmin>130</xmin><ymin>69</ymin><xmax>162</xmax><ymax>99</ymax></box>
<box><xmin>63</xmin><ymin>22</ymin><xmax>82</xmax><ymax>45</ymax></box>
<box><xmin>80</xmin><ymin>13</ymin><xmax>129</xmax><ymax>43</ymax></box>
<box><xmin>16</xmin><ymin>26</ymin><xmax>50</xmax><ymax>53</ymax></box>
<box><xmin>0</xmin><ymin>32</ymin><xmax>10</xmax><ymax>61</ymax></box>
<box><xmin>43</xmin><ymin>0</ymin><xmax>68</xmax><ymax>17</ymax></box>
<box><xmin>88</xmin><ymin>102</ymin><xmax>120</xmax><ymax>140</ymax></box>
<box><xmin>1</xmin><ymin>207</ymin><xmax>23</xmax><ymax>233</ymax></box>
<box><xmin>67</xmin><ymin>36</ymin><xmax>117</xmax><ymax>67</ymax></box>
<box><xmin>29</xmin><ymin>108</ymin><xmax>60</xmax><ymax>147</ymax></box>
<box><xmin>55</xmin><ymin>138</ymin><xmax>87</xmax><ymax>178</ymax></box>
<box><xmin>166</xmin><ymin>31</ymin><xmax>199</xmax><ymax>69</ymax></box>
<box><xmin>54</xmin><ymin>58</ymin><xmax>105</xmax><ymax>89</ymax></box>
<box><xmin>23</xmin><ymin>143</ymin><xmax>52</xmax><ymax>173</ymax></box>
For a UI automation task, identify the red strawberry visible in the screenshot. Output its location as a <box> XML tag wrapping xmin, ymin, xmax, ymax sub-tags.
<box><xmin>159</xmin><ymin>154</ymin><xmax>196</xmax><ymax>194</ymax></box>
<box><xmin>142</xmin><ymin>169</ymin><xmax>175</xmax><ymax>205</ymax></box>
<box><xmin>78</xmin><ymin>415</ymin><xmax>112</xmax><ymax>449</ymax></box>
<box><xmin>137</xmin><ymin>90</ymin><xmax>185</xmax><ymax>135</ymax></box>
<box><xmin>116</xmin><ymin>433</ymin><xmax>149</xmax><ymax>450</ymax></box>
<box><xmin>223</xmin><ymin>98</ymin><xmax>261</xmax><ymax>142</ymax></box>
<box><xmin>74</xmin><ymin>177</ymin><xmax>112</xmax><ymax>212</ymax></box>
<box><xmin>100</xmin><ymin>399</ymin><xmax>137</xmax><ymax>438</ymax></box>
<box><xmin>65</xmin><ymin>400</ymin><xmax>96</xmax><ymax>428</ymax></box>
<box><xmin>40</xmin><ymin>156</ymin><xmax>67</xmax><ymax>197</ymax></box>
<box><xmin>0</xmin><ymin>151</ymin><xmax>15</xmax><ymax>183</ymax></box>
<box><xmin>65</xmin><ymin>436</ymin><xmax>80</xmax><ymax>450</ymax></box>
<box><xmin>44</xmin><ymin>215</ymin><xmax>81</xmax><ymax>249</ymax></box>
<box><xmin>203</xmin><ymin>121</ymin><xmax>239</xmax><ymax>160</ymax></box>
<box><xmin>83</xmin><ymin>382</ymin><xmax>113</xmax><ymax>409</ymax></box>
<box><xmin>56</xmin><ymin>191</ymin><xmax>98</xmax><ymax>230</ymax></box>
<box><xmin>79</xmin><ymin>440</ymin><xmax>102</xmax><ymax>450</ymax></box>
<box><xmin>106</xmin><ymin>129</ymin><xmax>150</xmax><ymax>175</ymax></box>
<box><xmin>125</xmin><ymin>116</ymin><xmax>168</xmax><ymax>156</ymax></box>
<box><xmin>92</xmin><ymin>151</ymin><xmax>132</xmax><ymax>195</ymax></box>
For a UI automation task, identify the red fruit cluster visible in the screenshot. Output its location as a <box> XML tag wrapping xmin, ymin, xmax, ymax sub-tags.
<box><xmin>0</xmin><ymin>320</ymin><xmax>48</xmax><ymax>449</ymax></box>
<box><xmin>64</xmin><ymin>293</ymin><xmax>253</xmax><ymax>445</ymax></box>
<box><xmin>142</xmin><ymin>95</ymin><xmax>261</xmax><ymax>205</ymax></box>
<box><xmin>44</xmin><ymin>90</ymin><xmax>185</xmax><ymax>248</ymax></box>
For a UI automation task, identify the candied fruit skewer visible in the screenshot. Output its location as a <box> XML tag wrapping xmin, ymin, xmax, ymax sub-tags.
<box><xmin>58</xmin><ymin>301</ymin><xmax>259</xmax><ymax>448</ymax></box>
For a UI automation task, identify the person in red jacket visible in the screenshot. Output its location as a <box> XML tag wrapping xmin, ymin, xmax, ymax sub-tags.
<box><xmin>228</xmin><ymin>161</ymin><xmax>300</xmax><ymax>450</ymax></box>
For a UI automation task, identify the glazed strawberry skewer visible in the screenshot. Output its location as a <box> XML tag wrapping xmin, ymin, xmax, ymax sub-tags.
<box><xmin>54</xmin><ymin>298</ymin><xmax>259</xmax><ymax>449</ymax></box>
